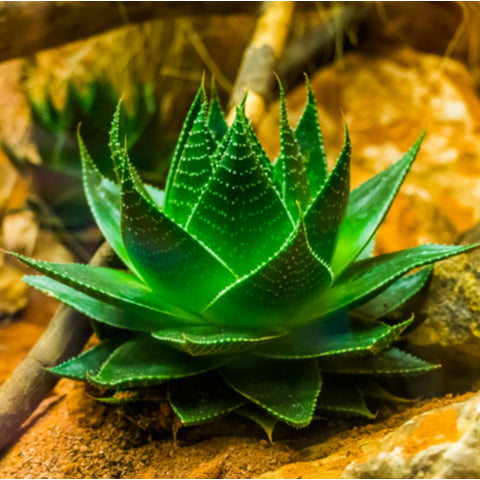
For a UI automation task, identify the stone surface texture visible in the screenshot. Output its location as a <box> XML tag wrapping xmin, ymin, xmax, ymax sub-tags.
<box><xmin>343</xmin><ymin>392</ymin><xmax>480</xmax><ymax>479</ymax></box>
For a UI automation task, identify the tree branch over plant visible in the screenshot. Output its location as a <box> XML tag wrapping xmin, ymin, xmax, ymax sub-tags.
<box><xmin>0</xmin><ymin>1</ymin><xmax>260</xmax><ymax>64</ymax></box>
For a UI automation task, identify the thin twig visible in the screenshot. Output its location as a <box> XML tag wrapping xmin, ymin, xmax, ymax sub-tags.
<box><xmin>0</xmin><ymin>242</ymin><xmax>116</xmax><ymax>452</ymax></box>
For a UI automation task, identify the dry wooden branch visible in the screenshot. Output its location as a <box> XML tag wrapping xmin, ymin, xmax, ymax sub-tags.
<box><xmin>0</xmin><ymin>242</ymin><xmax>116</xmax><ymax>452</ymax></box>
<box><xmin>276</xmin><ymin>4</ymin><xmax>370</xmax><ymax>88</ymax></box>
<box><xmin>0</xmin><ymin>1</ymin><xmax>260</xmax><ymax>64</ymax></box>
<box><xmin>227</xmin><ymin>1</ymin><xmax>295</xmax><ymax>128</ymax></box>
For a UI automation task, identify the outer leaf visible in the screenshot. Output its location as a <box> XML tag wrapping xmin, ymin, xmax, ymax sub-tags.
<box><xmin>356</xmin><ymin>234</ymin><xmax>376</xmax><ymax>261</ymax></box>
<box><xmin>120</xmin><ymin>158</ymin><xmax>236</xmax><ymax>313</ymax></box>
<box><xmin>316</xmin><ymin>375</ymin><xmax>375</xmax><ymax>418</ymax></box>
<box><xmin>168</xmin><ymin>372</ymin><xmax>246</xmax><ymax>425</ymax></box>
<box><xmin>207</xmin><ymin>82</ymin><xmax>228</xmax><ymax>142</ymax></box>
<box><xmin>221</xmin><ymin>356</ymin><xmax>321</xmax><ymax>427</ymax></box>
<box><xmin>79</xmin><ymin>132</ymin><xmax>136</xmax><ymax>273</ymax></box>
<box><xmin>24</xmin><ymin>275</ymin><xmax>173</xmax><ymax>332</ymax></box>
<box><xmin>165</xmin><ymin>100</ymin><xmax>216</xmax><ymax>226</ymax></box>
<box><xmin>80</xmin><ymin>135</ymin><xmax>166</xmax><ymax>265</ymax></box>
<box><xmin>49</xmin><ymin>335</ymin><xmax>129</xmax><ymax>381</ymax></box>
<box><xmin>331</xmin><ymin>133</ymin><xmax>424</xmax><ymax>275</ymax></box>
<box><xmin>294</xmin><ymin>76</ymin><xmax>328</xmax><ymax>197</ymax></box>
<box><xmin>253</xmin><ymin>315</ymin><xmax>412</xmax><ymax>359</ymax></box>
<box><xmin>353</xmin><ymin>266</ymin><xmax>432</xmax><ymax>320</ymax></box>
<box><xmin>164</xmin><ymin>86</ymin><xmax>204</xmax><ymax>207</ymax></box>
<box><xmin>152</xmin><ymin>325</ymin><xmax>287</xmax><ymax>356</ymax></box>
<box><xmin>204</xmin><ymin>214</ymin><xmax>333</xmax><ymax>327</ymax></box>
<box><xmin>305</xmin><ymin>126</ymin><xmax>350</xmax><ymax>263</ymax></box>
<box><xmin>300</xmin><ymin>243</ymin><xmax>479</xmax><ymax>324</ymax></box>
<box><xmin>318</xmin><ymin>348</ymin><xmax>439</xmax><ymax>376</ymax></box>
<box><xmin>273</xmin><ymin>83</ymin><xmax>311</xmax><ymax>221</ymax></box>
<box><xmin>236</xmin><ymin>405</ymin><xmax>278</xmax><ymax>442</ymax></box>
<box><xmin>354</xmin><ymin>378</ymin><xmax>415</xmax><ymax>403</ymax></box>
<box><xmin>94</xmin><ymin>387</ymin><xmax>164</xmax><ymax>404</ymax></box>
<box><xmin>186</xmin><ymin>109</ymin><xmax>293</xmax><ymax>276</ymax></box>
<box><xmin>93</xmin><ymin>335</ymin><xmax>230</xmax><ymax>388</ymax></box>
<box><xmin>13</xmin><ymin>254</ymin><xmax>200</xmax><ymax>324</ymax></box>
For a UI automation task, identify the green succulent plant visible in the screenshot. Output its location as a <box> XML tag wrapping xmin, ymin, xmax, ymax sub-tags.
<box><xmin>14</xmin><ymin>79</ymin><xmax>477</xmax><ymax>439</ymax></box>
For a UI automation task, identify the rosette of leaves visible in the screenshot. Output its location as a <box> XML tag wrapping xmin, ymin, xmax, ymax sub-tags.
<box><xmin>14</xmin><ymin>80</ymin><xmax>477</xmax><ymax>439</ymax></box>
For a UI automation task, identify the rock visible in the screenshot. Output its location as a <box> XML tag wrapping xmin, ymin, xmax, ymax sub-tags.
<box><xmin>343</xmin><ymin>391</ymin><xmax>480</xmax><ymax>479</ymax></box>
<box><xmin>400</xmin><ymin>223</ymin><xmax>480</xmax><ymax>394</ymax></box>
<box><xmin>258</xmin><ymin>46</ymin><xmax>480</xmax><ymax>254</ymax></box>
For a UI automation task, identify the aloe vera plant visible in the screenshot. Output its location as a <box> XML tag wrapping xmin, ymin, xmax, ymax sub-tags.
<box><xmin>14</xmin><ymin>80</ymin><xmax>477</xmax><ymax>438</ymax></box>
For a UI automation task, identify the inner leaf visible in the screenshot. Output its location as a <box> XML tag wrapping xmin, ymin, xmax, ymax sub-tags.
<box><xmin>164</xmin><ymin>100</ymin><xmax>216</xmax><ymax>227</ymax></box>
<box><xmin>273</xmin><ymin>83</ymin><xmax>311</xmax><ymax>221</ymax></box>
<box><xmin>186</xmin><ymin>108</ymin><xmax>293</xmax><ymax>277</ymax></box>
<box><xmin>294</xmin><ymin>77</ymin><xmax>328</xmax><ymax>197</ymax></box>
<box><xmin>203</xmin><ymin>214</ymin><xmax>333</xmax><ymax>328</ymax></box>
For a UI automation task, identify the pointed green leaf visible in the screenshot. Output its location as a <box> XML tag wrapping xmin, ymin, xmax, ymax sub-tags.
<box><xmin>186</xmin><ymin>110</ymin><xmax>293</xmax><ymax>276</ymax></box>
<box><xmin>353</xmin><ymin>266</ymin><xmax>432</xmax><ymax>320</ymax></box>
<box><xmin>80</xmin><ymin>134</ymin><xmax>166</xmax><ymax>271</ymax></box>
<box><xmin>93</xmin><ymin>335</ymin><xmax>230</xmax><ymax>388</ymax></box>
<box><xmin>24</xmin><ymin>275</ymin><xmax>176</xmax><ymax>332</ymax></box>
<box><xmin>13</xmin><ymin>253</ymin><xmax>200</xmax><ymax>324</ymax></box>
<box><xmin>120</xmin><ymin>158</ymin><xmax>236</xmax><ymax>312</ymax></box>
<box><xmin>331</xmin><ymin>133</ymin><xmax>424</xmax><ymax>275</ymax></box>
<box><xmin>146</xmin><ymin>185</ymin><xmax>166</xmax><ymax>209</ymax></box>
<box><xmin>300</xmin><ymin>243</ymin><xmax>479</xmax><ymax>324</ymax></box>
<box><xmin>221</xmin><ymin>356</ymin><xmax>321</xmax><ymax>427</ymax></box>
<box><xmin>316</xmin><ymin>375</ymin><xmax>375</xmax><ymax>418</ymax></box>
<box><xmin>152</xmin><ymin>325</ymin><xmax>287</xmax><ymax>355</ymax></box>
<box><xmin>94</xmin><ymin>386</ymin><xmax>164</xmax><ymax>404</ymax></box>
<box><xmin>108</xmin><ymin>101</ymin><xmax>124</xmax><ymax>183</ymax></box>
<box><xmin>207</xmin><ymin>82</ymin><xmax>228</xmax><ymax>142</ymax></box>
<box><xmin>294</xmin><ymin>76</ymin><xmax>328</xmax><ymax>197</ymax></box>
<box><xmin>49</xmin><ymin>335</ymin><xmax>129</xmax><ymax>381</ymax></box>
<box><xmin>240</xmin><ymin>113</ymin><xmax>275</xmax><ymax>184</ymax></box>
<box><xmin>168</xmin><ymin>372</ymin><xmax>246</xmax><ymax>425</ymax></box>
<box><xmin>253</xmin><ymin>315</ymin><xmax>412</xmax><ymax>359</ymax></box>
<box><xmin>236</xmin><ymin>405</ymin><xmax>278</xmax><ymax>442</ymax></box>
<box><xmin>305</xmin><ymin>127</ymin><xmax>350</xmax><ymax>263</ymax></box>
<box><xmin>354</xmin><ymin>378</ymin><xmax>415</xmax><ymax>403</ymax></box>
<box><xmin>79</xmin><ymin>132</ymin><xmax>136</xmax><ymax>273</ymax></box>
<box><xmin>164</xmin><ymin>86</ymin><xmax>204</xmax><ymax>207</ymax></box>
<box><xmin>356</xmin><ymin>234</ymin><xmax>376</xmax><ymax>261</ymax></box>
<box><xmin>274</xmin><ymin>84</ymin><xmax>311</xmax><ymax>220</ymax></box>
<box><xmin>204</xmin><ymin>215</ymin><xmax>332</xmax><ymax>328</ymax></box>
<box><xmin>165</xmin><ymin>101</ymin><xmax>216</xmax><ymax>226</ymax></box>
<box><xmin>318</xmin><ymin>348</ymin><xmax>439</xmax><ymax>376</ymax></box>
